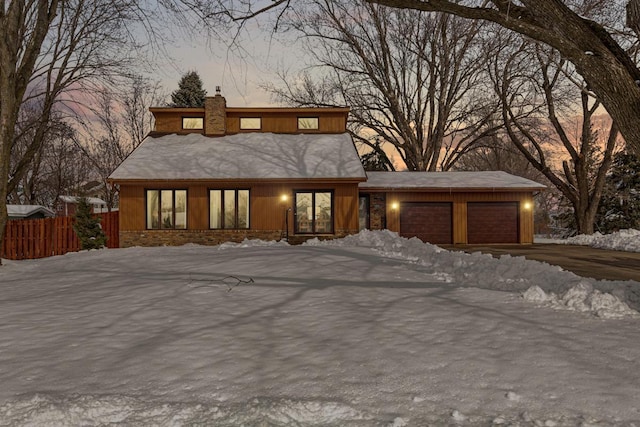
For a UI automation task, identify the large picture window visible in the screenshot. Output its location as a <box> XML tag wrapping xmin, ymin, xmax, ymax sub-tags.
<box><xmin>146</xmin><ymin>190</ymin><xmax>187</xmax><ymax>229</ymax></box>
<box><xmin>295</xmin><ymin>191</ymin><xmax>333</xmax><ymax>234</ymax></box>
<box><xmin>210</xmin><ymin>189</ymin><xmax>250</xmax><ymax>229</ymax></box>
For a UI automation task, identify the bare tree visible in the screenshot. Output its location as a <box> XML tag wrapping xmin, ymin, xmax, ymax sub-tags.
<box><xmin>0</xmin><ymin>0</ymin><xmax>174</xmax><ymax>259</ymax></box>
<box><xmin>8</xmin><ymin>105</ymin><xmax>91</xmax><ymax>207</ymax></box>
<box><xmin>74</xmin><ymin>75</ymin><xmax>164</xmax><ymax>210</ymax></box>
<box><xmin>266</xmin><ymin>1</ymin><xmax>499</xmax><ymax>171</ymax></box>
<box><xmin>628</xmin><ymin>0</ymin><xmax>640</xmax><ymax>38</ymax></box>
<box><xmin>196</xmin><ymin>0</ymin><xmax>640</xmax><ymax>157</ymax></box>
<box><xmin>491</xmin><ymin>31</ymin><xmax>620</xmax><ymax>234</ymax></box>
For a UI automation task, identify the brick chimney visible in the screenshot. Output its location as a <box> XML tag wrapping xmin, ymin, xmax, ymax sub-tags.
<box><xmin>204</xmin><ymin>86</ymin><xmax>226</xmax><ymax>136</ymax></box>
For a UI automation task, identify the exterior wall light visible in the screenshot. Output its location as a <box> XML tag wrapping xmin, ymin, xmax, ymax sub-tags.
<box><xmin>523</xmin><ymin>201</ymin><xmax>532</xmax><ymax>210</ymax></box>
<box><xmin>281</xmin><ymin>194</ymin><xmax>288</xmax><ymax>202</ymax></box>
<box><xmin>391</xmin><ymin>202</ymin><xmax>399</xmax><ymax>210</ymax></box>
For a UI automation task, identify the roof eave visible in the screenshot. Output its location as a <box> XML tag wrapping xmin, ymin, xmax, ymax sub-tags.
<box><xmin>109</xmin><ymin>177</ymin><xmax>367</xmax><ymax>185</ymax></box>
<box><xmin>359</xmin><ymin>186</ymin><xmax>546</xmax><ymax>192</ymax></box>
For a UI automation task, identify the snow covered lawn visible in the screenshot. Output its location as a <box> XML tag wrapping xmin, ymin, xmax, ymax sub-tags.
<box><xmin>1</xmin><ymin>231</ymin><xmax>640</xmax><ymax>426</ymax></box>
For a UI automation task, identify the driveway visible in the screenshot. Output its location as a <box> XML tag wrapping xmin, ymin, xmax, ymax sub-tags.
<box><xmin>445</xmin><ymin>244</ymin><xmax>640</xmax><ymax>282</ymax></box>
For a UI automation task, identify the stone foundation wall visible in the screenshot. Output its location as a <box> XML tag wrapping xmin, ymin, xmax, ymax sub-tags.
<box><xmin>120</xmin><ymin>229</ymin><xmax>358</xmax><ymax>248</ymax></box>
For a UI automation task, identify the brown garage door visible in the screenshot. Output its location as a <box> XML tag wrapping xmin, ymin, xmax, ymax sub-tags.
<box><xmin>400</xmin><ymin>202</ymin><xmax>452</xmax><ymax>244</ymax></box>
<box><xmin>467</xmin><ymin>202</ymin><xmax>519</xmax><ymax>244</ymax></box>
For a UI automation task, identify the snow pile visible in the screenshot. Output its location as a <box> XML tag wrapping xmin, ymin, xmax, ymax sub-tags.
<box><xmin>564</xmin><ymin>229</ymin><xmax>640</xmax><ymax>252</ymax></box>
<box><xmin>0</xmin><ymin>394</ymin><xmax>369</xmax><ymax>427</ymax></box>
<box><xmin>217</xmin><ymin>238</ymin><xmax>289</xmax><ymax>250</ymax></box>
<box><xmin>523</xmin><ymin>282</ymin><xmax>638</xmax><ymax>319</ymax></box>
<box><xmin>306</xmin><ymin>230</ymin><xmax>639</xmax><ymax>318</ymax></box>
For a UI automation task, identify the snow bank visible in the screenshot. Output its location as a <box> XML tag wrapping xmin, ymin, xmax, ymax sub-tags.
<box><xmin>523</xmin><ymin>282</ymin><xmax>638</xmax><ymax>319</ymax></box>
<box><xmin>217</xmin><ymin>238</ymin><xmax>289</xmax><ymax>250</ymax></box>
<box><xmin>538</xmin><ymin>229</ymin><xmax>640</xmax><ymax>253</ymax></box>
<box><xmin>565</xmin><ymin>229</ymin><xmax>640</xmax><ymax>252</ymax></box>
<box><xmin>0</xmin><ymin>394</ymin><xmax>369</xmax><ymax>427</ymax></box>
<box><xmin>306</xmin><ymin>230</ymin><xmax>639</xmax><ymax>318</ymax></box>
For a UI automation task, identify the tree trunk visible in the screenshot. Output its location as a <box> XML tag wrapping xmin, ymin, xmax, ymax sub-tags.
<box><xmin>574</xmin><ymin>204</ymin><xmax>596</xmax><ymax>235</ymax></box>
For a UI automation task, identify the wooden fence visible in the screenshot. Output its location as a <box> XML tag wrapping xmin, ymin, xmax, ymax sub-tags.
<box><xmin>2</xmin><ymin>211</ymin><xmax>119</xmax><ymax>261</ymax></box>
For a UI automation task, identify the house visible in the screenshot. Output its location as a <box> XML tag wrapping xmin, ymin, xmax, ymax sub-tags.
<box><xmin>108</xmin><ymin>90</ymin><xmax>544</xmax><ymax>247</ymax></box>
<box><xmin>7</xmin><ymin>205</ymin><xmax>56</xmax><ymax>220</ymax></box>
<box><xmin>56</xmin><ymin>196</ymin><xmax>109</xmax><ymax>216</ymax></box>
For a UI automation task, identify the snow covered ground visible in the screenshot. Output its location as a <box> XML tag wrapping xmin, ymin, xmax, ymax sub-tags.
<box><xmin>1</xmin><ymin>230</ymin><xmax>640</xmax><ymax>426</ymax></box>
<box><xmin>536</xmin><ymin>228</ymin><xmax>640</xmax><ymax>253</ymax></box>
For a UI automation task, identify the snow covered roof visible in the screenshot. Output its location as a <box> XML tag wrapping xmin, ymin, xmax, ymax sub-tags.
<box><xmin>109</xmin><ymin>133</ymin><xmax>366</xmax><ymax>181</ymax></box>
<box><xmin>360</xmin><ymin>171</ymin><xmax>546</xmax><ymax>191</ymax></box>
<box><xmin>59</xmin><ymin>196</ymin><xmax>107</xmax><ymax>205</ymax></box>
<box><xmin>7</xmin><ymin>204</ymin><xmax>55</xmax><ymax>218</ymax></box>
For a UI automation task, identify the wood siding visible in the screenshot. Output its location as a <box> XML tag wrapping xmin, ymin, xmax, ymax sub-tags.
<box><xmin>152</xmin><ymin>109</ymin><xmax>348</xmax><ymax>135</ymax></box>
<box><xmin>225</xmin><ymin>111</ymin><xmax>347</xmax><ymax>134</ymax></box>
<box><xmin>118</xmin><ymin>181</ymin><xmax>359</xmax><ymax>238</ymax></box>
<box><xmin>383</xmin><ymin>191</ymin><xmax>536</xmax><ymax>244</ymax></box>
<box><xmin>153</xmin><ymin>110</ymin><xmax>205</xmax><ymax>134</ymax></box>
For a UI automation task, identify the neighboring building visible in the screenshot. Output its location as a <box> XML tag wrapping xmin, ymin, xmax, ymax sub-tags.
<box><xmin>7</xmin><ymin>205</ymin><xmax>56</xmax><ymax>220</ymax></box>
<box><xmin>108</xmin><ymin>90</ymin><xmax>544</xmax><ymax>247</ymax></box>
<box><xmin>56</xmin><ymin>196</ymin><xmax>109</xmax><ymax>216</ymax></box>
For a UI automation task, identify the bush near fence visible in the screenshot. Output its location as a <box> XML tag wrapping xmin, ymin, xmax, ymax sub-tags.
<box><xmin>1</xmin><ymin>211</ymin><xmax>119</xmax><ymax>260</ymax></box>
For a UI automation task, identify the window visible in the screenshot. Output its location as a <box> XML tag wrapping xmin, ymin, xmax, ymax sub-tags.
<box><xmin>297</xmin><ymin>117</ymin><xmax>319</xmax><ymax>130</ymax></box>
<box><xmin>240</xmin><ymin>117</ymin><xmax>261</xmax><ymax>130</ymax></box>
<box><xmin>182</xmin><ymin>117</ymin><xmax>204</xmax><ymax>130</ymax></box>
<box><xmin>295</xmin><ymin>191</ymin><xmax>333</xmax><ymax>234</ymax></box>
<box><xmin>358</xmin><ymin>195</ymin><xmax>370</xmax><ymax>231</ymax></box>
<box><xmin>146</xmin><ymin>190</ymin><xmax>187</xmax><ymax>229</ymax></box>
<box><xmin>210</xmin><ymin>189</ymin><xmax>250</xmax><ymax>229</ymax></box>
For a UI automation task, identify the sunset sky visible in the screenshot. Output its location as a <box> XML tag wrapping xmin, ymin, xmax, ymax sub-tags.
<box><xmin>153</xmin><ymin>22</ymin><xmax>298</xmax><ymax>107</ymax></box>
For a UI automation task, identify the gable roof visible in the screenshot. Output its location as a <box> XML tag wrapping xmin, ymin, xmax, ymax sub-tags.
<box><xmin>360</xmin><ymin>171</ymin><xmax>546</xmax><ymax>191</ymax></box>
<box><xmin>109</xmin><ymin>132</ymin><xmax>366</xmax><ymax>181</ymax></box>
<box><xmin>7</xmin><ymin>205</ymin><xmax>55</xmax><ymax>218</ymax></box>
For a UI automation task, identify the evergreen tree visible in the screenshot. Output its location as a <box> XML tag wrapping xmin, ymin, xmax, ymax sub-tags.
<box><xmin>170</xmin><ymin>71</ymin><xmax>207</xmax><ymax>107</ymax></box>
<box><xmin>73</xmin><ymin>197</ymin><xmax>107</xmax><ymax>250</ymax></box>
<box><xmin>360</xmin><ymin>140</ymin><xmax>392</xmax><ymax>171</ymax></box>
<box><xmin>595</xmin><ymin>153</ymin><xmax>640</xmax><ymax>233</ymax></box>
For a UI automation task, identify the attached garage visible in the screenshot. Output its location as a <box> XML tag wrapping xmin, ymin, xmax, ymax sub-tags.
<box><xmin>359</xmin><ymin>171</ymin><xmax>545</xmax><ymax>245</ymax></box>
<box><xmin>400</xmin><ymin>202</ymin><xmax>452</xmax><ymax>244</ymax></box>
<box><xmin>467</xmin><ymin>202</ymin><xmax>519</xmax><ymax>244</ymax></box>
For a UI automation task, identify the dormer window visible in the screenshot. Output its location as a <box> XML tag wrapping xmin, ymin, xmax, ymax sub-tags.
<box><xmin>298</xmin><ymin>117</ymin><xmax>319</xmax><ymax>130</ymax></box>
<box><xmin>182</xmin><ymin>117</ymin><xmax>204</xmax><ymax>130</ymax></box>
<box><xmin>240</xmin><ymin>117</ymin><xmax>261</xmax><ymax>130</ymax></box>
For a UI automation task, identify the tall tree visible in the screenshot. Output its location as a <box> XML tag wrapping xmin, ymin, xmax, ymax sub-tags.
<box><xmin>268</xmin><ymin>1</ymin><xmax>499</xmax><ymax>171</ymax></box>
<box><xmin>0</xmin><ymin>0</ymin><xmax>154</xmax><ymax>263</ymax></box>
<box><xmin>0</xmin><ymin>0</ymin><xmax>191</xmax><ymax>260</ymax></box>
<box><xmin>76</xmin><ymin>75</ymin><xmax>164</xmax><ymax>210</ymax></box>
<box><xmin>596</xmin><ymin>152</ymin><xmax>640</xmax><ymax>233</ymax></box>
<box><xmin>201</xmin><ymin>0</ymin><xmax>640</xmax><ymax>157</ymax></box>
<box><xmin>8</xmin><ymin>106</ymin><xmax>90</xmax><ymax>207</ymax></box>
<box><xmin>170</xmin><ymin>71</ymin><xmax>207</xmax><ymax>107</ymax></box>
<box><xmin>491</xmin><ymin>31</ymin><xmax>620</xmax><ymax>234</ymax></box>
